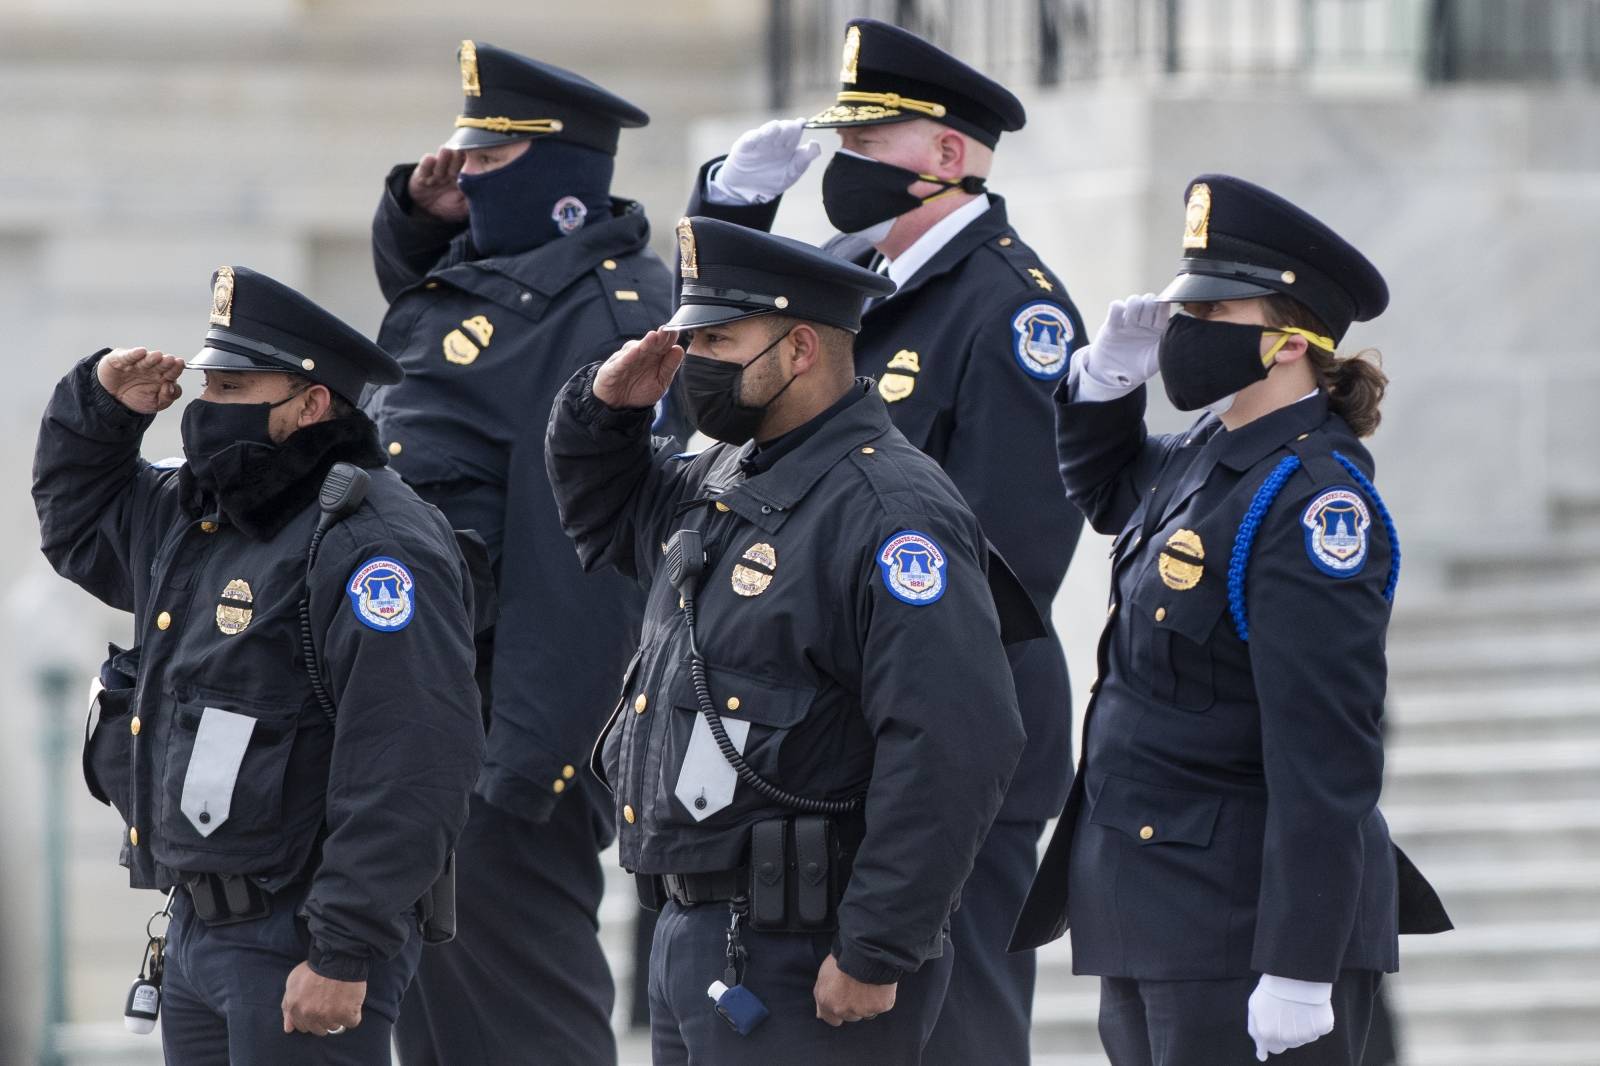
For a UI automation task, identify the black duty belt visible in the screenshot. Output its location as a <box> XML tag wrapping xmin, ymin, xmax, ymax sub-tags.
<box><xmin>657</xmin><ymin>869</ymin><xmax>745</xmax><ymax>906</ymax></box>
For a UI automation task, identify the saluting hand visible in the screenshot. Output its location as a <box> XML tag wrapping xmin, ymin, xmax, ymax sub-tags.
<box><xmin>281</xmin><ymin>961</ymin><xmax>365</xmax><ymax>1037</ymax></box>
<box><xmin>813</xmin><ymin>953</ymin><xmax>896</xmax><ymax>1027</ymax></box>
<box><xmin>592</xmin><ymin>329</ymin><xmax>684</xmax><ymax>410</ymax></box>
<box><xmin>407</xmin><ymin>145</ymin><xmax>469</xmax><ymax>223</ymax></box>
<box><xmin>95</xmin><ymin>348</ymin><xmax>184</xmax><ymax>415</ymax></box>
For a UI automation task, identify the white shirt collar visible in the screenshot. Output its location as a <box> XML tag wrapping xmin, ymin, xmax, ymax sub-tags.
<box><xmin>880</xmin><ymin>194</ymin><xmax>992</xmax><ymax>294</ymax></box>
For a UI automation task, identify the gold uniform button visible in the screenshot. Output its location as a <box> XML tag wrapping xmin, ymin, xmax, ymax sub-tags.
<box><xmin>388</xmin><ymin>441</ymin><xmax>403</xmax><ymax>456</ymax></box>
<box><xmin>130</xmin><ymin>717</ymin><xmax>141</xmax><ymax>737</ymax></box>
<box><xmin>156</xmin><ymin>611</ymin><xmax>172</xmax><ymax>631</ymax></box>
<box><xmin>623</xmin><ymin>805</ymin><xmax>636</xmax><ymax>825</ymax></box>
<box><xmin>726</xmin><ymin>697</ymin><xmax>741</xmax><ymax>712</ymax></box>
<box><xmin>1296</xmin><ymin>433</ymin><xmax>1310</xmax><ymax>441</ymax></box>
<box><xmin>129</xmin><ymin>827</ymin><xmax>140</xmax><ymax>846</ymax></box>
<box><xmin>552</xmin><ymin>779</ymin><xmax>566</xmax><ymax>794</ymax></box>
<box><xmin>602</xmin><ymin>259</ymin><xmax>618</xmax><ymax>270</ymax></box>
<box><xmin>425</xmin><ymin>281</ymin><xmax>440</xmax><ymax>290</ymax></box>
<box><xmin>1139</xmin><ymin>825</ymin><xmax>1155</xmax><ymax>841</ymax></box>
<box><xmin>1154</xmin><ymin>607</ymin><xmax>1167</xmax><ymax>622</ymax></box>
<box><xmin>301</xmin><ymin>358</ymin><xmax>316</xmax><ymax>371</ymax></box>
<box><xmin>562</xmin><ymin>765</ymin><xmax>576</xmax><ymax>780</ymax></box>
<box><xmin>715</xmin><ymin>501</ymin><xmax>730</xmax><ymax>512</ymax></box>
<box><xmin>634</xmin><ymin>694</ymin><xmax>648</xmax><ymax>714</ymax></box>
<box><xmin>861</xmin><ymin>447</ymin><xmax>875</xmax><ymax>455</ymax></box>
<box><xmin>200</xmin><ymin>520</ymin><xmax>218</xmax><ymax>533</ymax></box>
<box><xmin>998</xmin><ymin>236</ymin><xmax>1013</xmax><ymax>247</ymax></box>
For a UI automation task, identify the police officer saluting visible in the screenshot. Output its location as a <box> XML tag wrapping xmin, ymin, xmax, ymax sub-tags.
<box><xmin>362</xmin><ymin>40</ymin><xmax>672</xmax><ymax>1062</ymax></box>
<box><xmin>545</xmin><ymin>216</ymin><xmax>1029</xmax><ymax>1063</ymax></box>
<box><xmin>685</xmin><ymin>22</ymin><xmax>1087</xmax><ymax>1058</ymax></box>
<box><xmin>32</xmin><ymin>266</ymin><xmax>485</xmax><ymax>1063</ymax></box>
<box><xmin>1010</xmin><ymin>176</ymin><xmax>1452</xmax><ymax>1063</ymax></box>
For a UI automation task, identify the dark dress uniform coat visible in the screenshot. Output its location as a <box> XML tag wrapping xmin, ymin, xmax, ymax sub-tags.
<box><xmin>366</xmin><ymin>169</ymin><xmax>673</xmax><ymax>817</ymax></box>
<box><xmin>688</xmin><ymin>170</ymin><xmax>1086</xmax><ymax>821</ymax></box>
<box><xmin>33</xmin><ymin>353</ymin><xmax>484</xmax><ymax>982</ymax></box>
<box><xmin>1011</xmin><ymin>381</ymin><xmax>1451</xmax><ymax>982</ymax></box>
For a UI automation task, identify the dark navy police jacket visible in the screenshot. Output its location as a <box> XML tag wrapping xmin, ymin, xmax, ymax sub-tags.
<box><xmin>365</xmin><ymin>166</ymin><xmax>673</xmax><ymax>822</ymax></box>
<box><xmin>34</xmin><ymin>354</ymin><xmax>485</xmax><ymax>981</ymax></box>
<box><xmin>688</xmin><ymin>165</ymin><xmax>1086</xmax><ymax>820</ymax></box>
<box><xmin>1011</xmin><ymin>381</ymin><xmax>1451</xmax><ymax>981</ymax></box>
<box><xmin>546</xmin><ymin>373</ymin><xmax>1027</xmax><ymax>983</ymax></box>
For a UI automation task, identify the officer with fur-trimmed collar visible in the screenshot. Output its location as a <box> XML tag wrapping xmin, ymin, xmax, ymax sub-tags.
<box><xmin>33</xmin><ymin>266</ymin><xmax>485</xmax><ymax>1065</ymax></box>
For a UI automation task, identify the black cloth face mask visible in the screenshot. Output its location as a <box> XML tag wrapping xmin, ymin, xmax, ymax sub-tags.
<box><xmin>180</xmin><ymin>392</ymin><xmax>299</xmax><ymax>493</ymax></box>
<box><xmin>456</xmin><ymin>138</ymin><xmax>615</xmax><ymax>257</ymax></box>
<box><xmin>820</xmin><ymin>150</ymin><xmax>986</xmax><ymax>237</ymax></box>
<box><xmin>680</xmin><ymin>328</ymin><xmax>796</xmax><ymax>445</ymax></box>
<box><xmin>1156</xmin><ymin>315</ymin><xmax>1276</xmax><ymax>414</ymax></box>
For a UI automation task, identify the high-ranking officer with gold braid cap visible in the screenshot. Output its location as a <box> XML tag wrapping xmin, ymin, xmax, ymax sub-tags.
<box><xmin>683</xmin><ymin>20</ymin><xmax>1087</xmax><ymax>1060</ymax></box>
<box><xmin>33</xmin><ymin>267</ymin><xmax>485</xmax><ymax>1065</ymax></box>
<box><xmin>1011</xmin><ymin>176</ymin><xmax>1452</xmax><ymax>1064</ymax></box>
<box><xmin>361</xmin><ymin>39</ymin><xmax>673</xmax><ymax>1065</ymax></box>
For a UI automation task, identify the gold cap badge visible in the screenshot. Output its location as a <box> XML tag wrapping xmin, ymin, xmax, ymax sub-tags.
<box><xmin>209</xmin><ymin>266</ymin><xmax>235</xmax><ymax>328</ymax></box>
<box><xmin>1183</xmin><ymin>182</ymin><xmax>1212</xmax><ymax>251</ymax></box>
<box><xmin>840</xmin><ymin>25</ymin><xmax>862</xmax><ymax>84</ymax></box>
<box><xmin>1158</xmin><ymin>529</ymin><xmax>1205</xmax><ymax>591</ymax></box>
<box><xmin>460</xmin><ymin>40</ymin><xmax>481</xmax><ymax>97</ymax></box>
<box><xmin>676</xmin><ymin>217</ymin><xmax>698</xmax><ymax>280</ymax></box>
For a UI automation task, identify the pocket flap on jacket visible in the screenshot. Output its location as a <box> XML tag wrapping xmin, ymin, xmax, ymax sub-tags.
<box><xmin>671</xmin><ymin>660</ymin><xmax>815</xmax><ymax>729</ymax></box>
<box><xmin>1090</xmin><ymin>774</ymin><xmax>1222</xmax><ymax>847</ymax></box>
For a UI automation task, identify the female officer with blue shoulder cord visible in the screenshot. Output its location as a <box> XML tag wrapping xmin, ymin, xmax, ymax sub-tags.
<box><xmin>1010</xmin><ymin>174</ymin><xmax>1452</xmax><ymax>1064</ymax></box>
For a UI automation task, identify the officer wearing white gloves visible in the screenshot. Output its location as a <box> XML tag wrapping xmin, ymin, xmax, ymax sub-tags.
<box><xmin>709</xmin><ymin>118</ymin><xmax>823</xmax><ymax>205</ymax></box>
<box><xmin>1010</xmin><ymin>174</ymin><xmax>1452</xmax><ymax>1066</ymax></box>
<box><xmin>684</xmin><ymin>21</ymin><xmax>1091</xmax><ymax>1062</ymax></box>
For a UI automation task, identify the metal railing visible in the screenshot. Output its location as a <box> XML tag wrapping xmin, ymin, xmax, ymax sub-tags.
<box><xmin>765</xmin><ymin>0</ymin><xmax>1600</xmax><ymax>107</ymax></box>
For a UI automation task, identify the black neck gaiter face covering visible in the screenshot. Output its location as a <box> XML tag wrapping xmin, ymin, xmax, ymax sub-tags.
<box><xmin>456</xmin><ymin>138</ymin><xmax>616</xmax><ymax>257</ymax></box>
<box><xmin>180</xmin><ymin>396</ymin><xmax>293</xmax><ymax>494</ymax></box>
<box><xmin>1156</xmin><ymin>315</ymin><xmax>1274</xmax><ymax>413</ymax></box>
<box><xmin>680</xmin><ymin>328</ymin><xmax>797</xmax><ymax>445</ymax></box>
<box><xmin>820</xmin><ymin>150</ymin><xmax>986</xmax><ymax>237</ymax></box>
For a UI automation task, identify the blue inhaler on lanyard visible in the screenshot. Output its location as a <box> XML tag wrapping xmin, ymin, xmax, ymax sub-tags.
<box><xmin>708</xmin><ymin>980</ymin><xmax>770</xmax><ymax>1036</ymax></box>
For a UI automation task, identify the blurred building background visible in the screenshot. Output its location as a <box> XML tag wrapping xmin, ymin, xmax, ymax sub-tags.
<box><xmin>1</xmin><ymin>0</ymin><xmax>1596</xmax><ymax>1062</ymax></box>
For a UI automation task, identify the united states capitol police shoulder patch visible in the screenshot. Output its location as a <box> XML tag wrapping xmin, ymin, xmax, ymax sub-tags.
<box><xmin>347</xmin><ymin>556</ymin><xmax>416</xmax><ymax>631</ymax></box>
<box><xmin>1010</xmin><ymin>301</ymin><xmax>1074</xmax><ymax>380</ymax></box>
<box><xmin>876</xmin><ymin>530</ymin><xmax>947</xmax><ymax>605</ymax></box>
<box><xmin>1301</xmin><ymin>487</ymin><xmax>1371</xmax><ymax>578</ymax></box>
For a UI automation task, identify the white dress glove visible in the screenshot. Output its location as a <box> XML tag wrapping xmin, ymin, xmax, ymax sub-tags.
<box><xmin>705</xmin><ymin>118</ymin><xmax>823</xmax><ymax>206</ymax></box>
<box><xmin>1247</xmin><ymin>975</ymin><xmax>1335</xmax><ymax>1060</ymax></box>
<box><xmin>1071</xmin><ymin>293</ymin><xmax>1172</xmax><ymax>403</ymax></box>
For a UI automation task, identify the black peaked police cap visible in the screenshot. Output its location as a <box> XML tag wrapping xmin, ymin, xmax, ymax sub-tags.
<box><xmin>187</xmin><ymin>266</ymin><xmax>403</xmax><ymax>403</ymax></box>
<box><xmin>1157</xmin><ymin>174</ymin><xmax>1389</xmax><ymax>343</ymax></box>
<box><xmin>664</xmin><ymin>216</ymin><xmax>896</xmax><ymax>335</ymax></box>
<box><xmin>805</xmin><ymin>18</ymin><xmax>1026</xmax><ymax>148</ymax></box>
<box><xmin>445</xmin><ymin>40</ymin><xmax>649</xmax><ymax>155</ymax></box>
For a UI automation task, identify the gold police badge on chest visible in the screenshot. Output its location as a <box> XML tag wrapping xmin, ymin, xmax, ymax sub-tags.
<box><xmin>731</xmin><ymin>542</ymin><xmax>778</xmax><ymax>597</ymax></box>
<box><xmin>442</xmin><ymin>314</ymin><xmax>494</xmax><ymax>366</ymax></box>
<box><xmin>878</xmin><ymin>349</ymin><xmax>920</xmax><ymax>402</ymax></box>
<box><xmin>215</xmin><ymin>578</ymin><xmax>254</xmax><ymax>636</ymax></box>
<box><xmin>1157</xmin><ymin>530</ymin><xmax>1205</xmax><ymax>591</ymax></box>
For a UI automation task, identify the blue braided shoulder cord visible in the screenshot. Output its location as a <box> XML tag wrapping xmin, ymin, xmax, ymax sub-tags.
<box><xmin>1332</xmin><ymin>451</ymin><xmax>1401</xmax><ymax>602</ymax></box>
<box><xmin>1228</xmin><ymin>455</ymin><xmax>1301</xmax><ymax>642</ymax></box>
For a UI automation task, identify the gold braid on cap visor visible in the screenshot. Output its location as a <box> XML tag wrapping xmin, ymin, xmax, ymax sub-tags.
<box><xmin>453</xmin><ymin>116</ymin><xmax>565</xmax><ymax>135</ymax></box>
<box><xmin>814</xmin><ymin>90</ymin><xmax>948</xmax><ymax>122</ymax></box>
